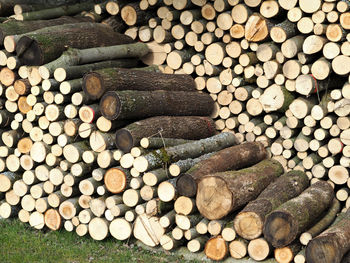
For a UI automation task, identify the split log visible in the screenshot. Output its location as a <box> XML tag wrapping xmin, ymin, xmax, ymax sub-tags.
<box><xmin>133</xmin><ymin>213</ymin><xmax>165</xmax><ymax>247</ymax></box>
<box><xmin>83</xmin><ymin>67</ymin><xmax>195</xmax><ymax>100</ymax></box>
<box><xmin>234</xmin><ymin>170</ymin><xmax>309</xmax><ymax>240</ymax></box>
<box><xmin>264</xmin><ymin>181</ymin><xmax>334</xmax><ymax>248</ymax></box>
<box><xmin>300</xmin><ymin>198</ymin><xmax>341</xmax><ymax>246</ymax></box>
<box><xmin>133</xmin><ymin>132</ymin><xmax>237</xmax><ymax>173</ymax></box>
<box><xmin>306</xmin><ymin>210</ymin><xmax>350</xmax><ymax>263</ymax></box>
<box><xmin>100</xmin><ymin>90</ymin><xmax>214</xmax><ymax>120</ymax></box>
<box><xmin>16</xmin><ymin>22</ymin><xmax>133</xmax><ymax>65</ymax></box>
<box><xmin>177</xmin><ymin>142</ymin><xmax>268</xmax><ymax>197</ymax></box>
<box><xmin>114</xmin><ymin>116</ymin><xmax>215</xmax><ymax>152</ymax></box>
<box><xmin>196</xmin><ymin>159</ymin><xmax>284</xmax><ymax>220</ymax></box>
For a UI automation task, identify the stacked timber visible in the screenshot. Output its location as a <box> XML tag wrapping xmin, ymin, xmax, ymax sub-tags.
<box><xmin>0</xmin><ymin>0</ymin><xmax>350</xmax><ymax>262</ymax></box>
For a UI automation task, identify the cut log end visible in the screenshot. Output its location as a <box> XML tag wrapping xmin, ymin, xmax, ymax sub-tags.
<box><xmin>234</xmin><ymin>211</ymin><xmax>263</xmax><ymax>240</ymax></box>
<box><xmin>176</xmin><ymin>174</ymin><xmax>197</xmax><ymax>197</ymax></box>
<box><xmin>17</xmin><ymin>36</ymin><xmax>42</xmax><ymax>66</ymax></box>
<box><xmin>196</xmin><ymin>176</ymin><xmax>233</xmax><ymax>220</ymax></box>
<box><xmin>100</xmin><ymin>92</ymin><xmax>121</xmax><ymax>120</ymax></box>
<box><xmin>44</xmin><ymin>209</ymin><xmax>62</xmax><ymax>231</ymax></box>
<box><xmin>305</xmin><ymin>237</ymin><xmax>337</xmax><ymax>263</ymax></box>
<box><xmin>115</xmin><ymin>129</ymin><xmax>134</xmax><ymax>153</ymax></box>
<box><xmin>104</xmin><ymin>167</ymin><xmax>128</xmax><ymax>194</ymax></box>
<box><xmin>205</xmin><ymin>236</ymin><xmax>228</xmax><ymax>261</ymax></box>
<box><xmin>82</xmin><ymin>72</ymin><xmax>103</xmax><ymax>100</ymax></box>
<box><xmin>263</xmin><ymin>211</ymin><xmax>295</xmax><ymax>248</ymax></box>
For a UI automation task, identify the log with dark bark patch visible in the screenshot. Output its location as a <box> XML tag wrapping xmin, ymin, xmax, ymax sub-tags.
<box><xmin>114</xmin><ymin>116</ymin><xmax>216</xmax><ymax>152</ymax></box>
<box><xmin>0</xmin><ymin>16</ymin><xmax>91</xmax><ymax>43</ymax></box>
<box><xmin>196</xmin><ymin>159</ymin><xmax>284</xmax><ymax>220</ymax></box>
<box><xmin>177</xmin><ymin>142</ymin><xmax>268</xmax><ymax>197</ymax></box>
<box><xmin>234</xmin><ymin>170</ymin><xmax>309</xmax><ymax>240</ymax></box>
<box><xmin>16</xmin><ymin>22</ymin><xmax>134</xmax><ymax>65</ymax></box>
<box><xmin>99</xmin><ymin>90</ymin><xmax>214</xmax><ymax>120</ymax></box>
<box><xmin>264</xmin><ymin>181</ymin><xmax>334</xmax><ymax>248</ymax></box>
<box><xmin>306</xmin><ymin>210</ymin><xmax>350</xmax><ymax>263</ymax></box>
<box><xmin>83</xmin><ymin>67</ymin><xmax>196</xmax><ymax>100</ymax></box>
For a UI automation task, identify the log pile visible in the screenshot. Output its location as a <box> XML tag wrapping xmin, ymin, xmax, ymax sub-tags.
<box><xmin>0</xmin><ymin>0</ymin><xmax>349</xmax><ymax>262</ymax></box>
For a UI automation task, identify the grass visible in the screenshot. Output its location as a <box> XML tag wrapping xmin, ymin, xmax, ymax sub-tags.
<box><xmin>0</xmin><ymin>219</ymin><xmax>185</xmax><ymax>263</ymax></box>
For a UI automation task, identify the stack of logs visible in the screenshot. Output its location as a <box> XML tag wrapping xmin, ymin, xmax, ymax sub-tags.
<box><xmin>0</xmin><ymin>0</ymin><xmax>349</xmax><ymax>263</ymax></box>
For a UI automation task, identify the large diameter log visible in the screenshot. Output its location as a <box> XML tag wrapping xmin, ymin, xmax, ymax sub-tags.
<box><xmin>83</xmin><ymin>67</ymin><xmax>196</xmax><ymax>100</ymax></box>
<box><xmin>196</xmin><ymin>159</ymin><xmax>284</xmax><ymax>220</ymax></box>
<box><xmin>0</xmin><ymin>16</ymin><xmax>90</xmax><ymax>43</ymax></box>
<box><xmin>134</xmin><ymin>132</ymin><xmax>237</xmax><ymax>173</ymax></box>
<box><xmin>234</xmin><ymin>170</ymin><xmax>309</xmax><ymax>240</ymax></box>
<box><xmin>114</xmin><ymin>116</ymin><xmax>216</xmax><ymax>152</ymax></box>
<box><xmin>306</xmin><ymin>210</ymin><xmax>350</xmax><ymax>263</ymax></box>
<box><xmin>300</xmin><ymin>198</ymin><xmax>341</xmax><ymax>246</ymax></box>
<box><xmin>263</xmin><ymin>181</ymin><xmax>334</xmax><ymax>248</ymax></box>
<box><xmin>99</xmin><ymin>90</ymin><xmax>214</xmax><ymax>120</ymax></box>
<box><xmin>177</xmin><ymin>142</ymin><xmax>268</xmax><ymax>197</ymax></box>
<box><xmin>16</xmin><ymin>22</ymin><xmax>133</xmax><ymax>65</ymax></box>
<box><xmin>133</xmin><ymin>214</ymin><xmax>165</xmax><ymax>247</ymax></box>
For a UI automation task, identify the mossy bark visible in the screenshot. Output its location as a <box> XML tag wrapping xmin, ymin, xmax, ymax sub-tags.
<box><xmin>114</xmin><ymin>116</ymin><xmax>216</xmax><ymax>152</ymax></box>
<box><xmin>196</xmin><ymin>159</ymin><xmax>284</xmax><ymax>220</ymax></box>
<box><xmin>0</xmin><ymin>16</ymin><xmax>90</xmax><ymax>43</ymax></box>
<box><xmin>100</xmin><ymin>90</ymin><xmax>214</xmax><ymax>120</ymax></box>
<box><xmin>16</xmin><ymin>22</ymin><xmax>134</xmax><ymax>65</ymax></box>
<box><xmin>264</xmin><ymin>181</ymin><xmax>334</xmax><ymax>248</ymax></box>
<box><xmin>83</xmin><ymin>67</ymin><xmax>196</xmax><ymax>100</ymax></box>
<box><xmin>177</xmin><ymin>142</ymin><xmax>268</xmax><ymax>197</ymax></box>
<box><xmin>234</xmin><ymin>170</ymin><xmax>309</xmax><ymax>240</ymax></box>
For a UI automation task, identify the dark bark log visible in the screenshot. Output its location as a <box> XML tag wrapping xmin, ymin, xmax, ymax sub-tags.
<box><xmin>177</xmin><ymin>142</ymin><xmax>268</xmax><ymax>197</ymax></box>
<box><xmin>16</xmin><ymin>22</ymin><xmax>134</xmax><ymax>65</ymax></box>
<box><xmin>0</xmin><ymin>16</ymin><xmax>90</xmax><ymax>43</ymax></box>
<box><xmin>101</xmin><ymin>15</ymin><xmax>126</xmax><ymax>33</ymax></box>
<box><xmin>83</xmin><ymin>67</ymin><xmax>196</xmax><ymax>100</ymax></box>
<box><xmin>196</xmin><ymin>159</ymin><xmax>284</xmax><ymax>220</ymax></box>
<box><xmin>234</xmin><ymin>170</ymin><xmax>309</xmax><ymax>240</ymax></box>
<box><xmin>264</xmin><ymin>181</ymin><xmax>334</xmax><ymax>248</ymax></box>
<box><xmin>100</xmin><ymin>90</ymin><xmax>214</xmax><ymax>120</ymax></box>
<box><xmin>54</xmin><ymin>59</ymin><xmax>138</xmax><ymax>82</ymax></box>
<box><xmin>306</xmin><ymin>210</ymin><xmax>350</xmax><ymax>263</ymax></box>
<box><xmin>114</xmin><ymin>116</ymin><xmax>216</xmax><ymax>152</ymax></box>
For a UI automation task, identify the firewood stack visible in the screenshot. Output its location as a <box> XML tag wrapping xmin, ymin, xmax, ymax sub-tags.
<box><xmin>0</xmin><ymin>0</ymin><xmax>350</xmax><ymax>262</ymax></box>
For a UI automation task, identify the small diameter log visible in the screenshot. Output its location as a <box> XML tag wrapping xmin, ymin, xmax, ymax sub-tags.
<box><xmin>99</xmin><ymin>90</ymin><xmax>214</xmax><ymax>121</ymax></box>
<box><xmin>248</xmin><ymin>238</ymin><xmax>271</xmax><ymax>261</ymax></box>
<box><xmin>16</xmin><ymin>23</ymin><xmax>133</xmax><ymax>65</ymax></box>
<box><xmin>177</xmin><ymin>142</ymin><xmax>268</xmax><ymax>197</ymax></box>
<box><xmin>83</xmin><ymin>67</ymin><xmax>195</xmax><ymax>100</ymax></box>
<box><xmin>134</xmin><ymin>132</ymin><xmax>237</xmax><ymax>173</ymax></box>
<box><xmin>205</xmin><ymin>236</ymin><xmax>228</xmax><ymax>261</ymax></box>
<box><xmin>306</xmin><ymin>210</ymin><xmax>350</xmax><ymax>263</ymax></box>
<box><xmin>274</xmin><ymin>243</ymin><xmax>301</xmax><ymax>263</ymax></box>
<box><xmin>300</xmin><ymin>198</ymin><xmax>341</xmax><ymax>246</ymax></box>
<box><xmin>114</xmin><ymin>116</ymin><xmax>216</xmax><ymax>152</ymax></box>
<box><xmin>264</xmin><ymin>181</ymin><xmax>334</xmax><ymax>248</ymax></box>
<box><xmin>39</xmin><ymin>42</ymin><xmax>148</xmax><ymax>79</ymax></box>
<box><xmin>145</xmin><ymin>198</ymin><xmax>173</xmax><ymax>216</ymax></box>
<box><xmin>196</xmin><ymin>159</ymin><xmax>284</xmax><ymax>220</ymax></box>
<box><xmin>234</xmin><ymin>170</ymin><xmax>309</xmax><ymax>240</ymax></box>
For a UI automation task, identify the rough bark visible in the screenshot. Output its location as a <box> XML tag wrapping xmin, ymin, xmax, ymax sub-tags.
<box><xmin>306</xmin><ymin>209</ymin><xmax>350</xmax><ymax>263</ymax></box>
<box><xmin>16</xmin><ymin>22</ymin><xmax>134</xmax><ymax>65</ymax></box>
<box><xmin>196</xmin><ymin>159</ymin><xmax>284</xmax><ymax>220</ymax></box>
<box><xmin>99</xmin><ymin>90</ymin><xmax>214</xmax><ymax>120</ymax></box>
<box><xmin>177</xmin><ymin>142</ymin><xmax>268</xmax><ymax>197</ymax></box>
<box><xmin>83</xmin><ymin>67</ymin><xmax>196</xmax><ymax>100</ymax></box>
<box><xmin>264</xmin><ymin>181</ymin><xmax>334</xmax><ymax>248</ymax></box>
<box><xmin>234</xmin><ymin>170</ymin><xmax>309</xmax><ymax>240</ymax></box>
<box><xmin>114</xmin><ymin>116</ymin><xmax>216</xmax><ymax>152</ymax></box>
<box><xmin>0</xmin><ymin>16</ymin><xmax>90</xmax><ymax>43</ymax></box>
